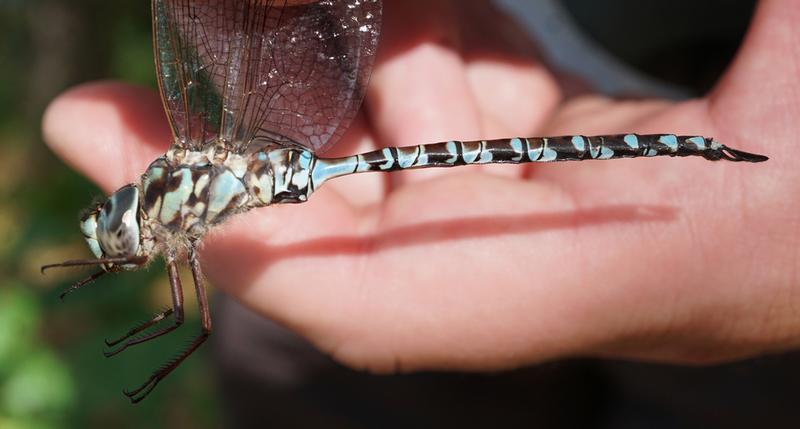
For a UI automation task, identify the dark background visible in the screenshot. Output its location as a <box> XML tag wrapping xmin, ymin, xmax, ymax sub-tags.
<box><xmin>561</xmin><ymin>0</ymin><xmax>756</xmax><ymax>94</ymax></box>
<box><xmin>3</xmin><ymin>0</ymin><xmax>787</xmax><ymax>428</ymax></box>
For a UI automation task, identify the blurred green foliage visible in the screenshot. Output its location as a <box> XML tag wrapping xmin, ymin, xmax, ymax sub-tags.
<box><xmin>1</xmin><ymin>1</ymin><xmax>220</xmax><ymax>427</ymax></box>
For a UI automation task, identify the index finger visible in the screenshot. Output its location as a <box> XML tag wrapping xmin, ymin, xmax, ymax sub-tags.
<box><xmin>42</xmin><ymin>82</ymin><xmax>170</xmax><ymax>193</ymax></box>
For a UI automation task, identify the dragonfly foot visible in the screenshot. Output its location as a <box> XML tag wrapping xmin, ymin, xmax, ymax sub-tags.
<box><xmin>122</xmin><ymin>330</ymin><xmax>210</xmax><ymax>403</ymax></box>
<box><xmin>123</xmin><ymin>374</ymin><xmax>162</xmax><ymax>404</ymax></box>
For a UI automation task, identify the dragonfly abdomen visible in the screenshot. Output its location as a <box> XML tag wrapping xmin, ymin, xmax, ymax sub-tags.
<box><xmin>310</xmin><ymin>134</ymin><xmax>767</xmax><ymax>190</ymax></box>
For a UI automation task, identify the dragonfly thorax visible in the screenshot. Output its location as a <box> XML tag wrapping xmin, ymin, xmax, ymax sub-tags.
<box><xmin>136</xmin><ymin>146</ymin><xmax>316</xmax><ymax>238</ymax></box>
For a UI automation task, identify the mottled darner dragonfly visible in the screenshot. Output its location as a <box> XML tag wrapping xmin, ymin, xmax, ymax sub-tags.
<box><xmin>42</xmin><ymin>0</ymin><xmax>767</xmax><ymax>403</ymax></box>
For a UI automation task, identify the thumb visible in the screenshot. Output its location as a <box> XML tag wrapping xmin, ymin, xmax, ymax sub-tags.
<box><xmin>710</xmin><ymin>0</ymin><xmax>800</xmax><ymax>158</ymax></box>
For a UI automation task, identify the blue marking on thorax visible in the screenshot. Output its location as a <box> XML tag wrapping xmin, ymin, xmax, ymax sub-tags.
<box><xmin>624</xmin><ymin>134</ymin><xmax>639</xmax><ymax>149</ymax></box>
<box><xmin>142</xmin><ymin>165</ymin><xmax>166</xmax><ymax>219</ymax></box>
<box><xmin>293</xmin><ymin>151</ymin><xmax>312</xmax><ymax>193</ymax></box>
<box><xmin>207</xmin><ymin>170</ymin><xmax>246</xmax><ymax>222</ymax></box>
<box><xmin>267</xmin><ymin>149</ymin><xmax>313</xmax><ymax>200</ymax></box>
<box><xmin>193</xmin><ymin>174</ymin><xmax>210</xmax><ymax>198</ymax></box>
<box><xmin>269</xmin><ymin>151</ymin><xmax>289</xmax><ymax>191</ymax></box>
<box><xmin>143</xmin><ymin>166</ymin><xmax>165</xmax><ymax>187</ymax></box>
<box><xmin>299</xmin><ymin>150</ymin><xmax>312</xmax><ymax>167</ymax></box>
<box><xmin>658</xmin><ymin>134</ymin><xmax>679</xmax><ymax>152</ymax></box>
<box><xmin>160</xmin><ymin>168</ymin><xmax>194</xmax><ymax>224</ymax></box>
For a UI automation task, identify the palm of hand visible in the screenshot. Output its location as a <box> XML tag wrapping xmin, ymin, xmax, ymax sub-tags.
<box><xmin>44</xmin><ymin>0</ymin><xmax>798</xmax><ymax>373</ymax></box>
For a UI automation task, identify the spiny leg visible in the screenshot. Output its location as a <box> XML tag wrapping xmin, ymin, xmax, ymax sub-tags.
<box><xmin>123</xmin><ymin>244</ymin><xmax>212</xmax><ymax>404</ymax></box>
<box><xmin>59</xmin><ymin>270</ymin><xmax>107</xmax><ymax>301</ymax></box>
<box><xmin>104</xmin><ymin>258</ymin><xmax>185</xmax><ymax>357</ymax></box>
<box><xmin>104</xmin><ymin>307</ymin><xmax>175</xmax><ymax>347</ymax></box>
<box><xmin>51</xmin><ymin>255</ymin><xmax>148</xmax><ymax>301</ymax></box>
<box><xmin>42</xmin><ymin>255</ymin><xmax>147</xmax><ymax>273</ymax></box>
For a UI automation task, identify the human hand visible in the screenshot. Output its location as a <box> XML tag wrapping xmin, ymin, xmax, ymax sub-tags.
<box><xmin>44</xmin><ymin>0</ymin><xmax>798</xmax><ymax>374</ymax></box>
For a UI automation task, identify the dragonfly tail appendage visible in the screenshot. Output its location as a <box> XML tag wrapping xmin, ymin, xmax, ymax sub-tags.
<box><xmin>710</xmin><ymin>143</ymin><xmax>769</xmax><ymax>163</ymax></box>
<box><xmin>311</xmin><ymin>134</ymin><xmax>767</xmax><ymax>189</ymax></box>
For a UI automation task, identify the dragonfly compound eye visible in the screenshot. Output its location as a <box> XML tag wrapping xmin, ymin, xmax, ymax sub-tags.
<box><xmin>95</xmin><ymin>184</ymin><xmax>141</xmax><ymax>259</ymax></box>
<box><xmin>79</xmin><ymin>206</ymin><xmax>103</xmax><ymax>260</ymax></box>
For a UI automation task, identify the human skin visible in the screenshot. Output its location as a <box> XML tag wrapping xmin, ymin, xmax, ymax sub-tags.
<box><xmin>43</xmin><ymin>0</ymin><xmax>799</xmax><ymax>374</ymax></box>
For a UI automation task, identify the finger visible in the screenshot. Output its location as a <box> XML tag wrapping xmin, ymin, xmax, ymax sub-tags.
<box><xmin>459</xmin><ymin>1</ymin><xmax>560</xmax><ymax>138</ymax></box>
<box><xmin>709</xmin><ymin>0</ymin><xmax>799</xmax><ymax>162</ymax></box>
<box><xmin>460</xmin><ymin>1</ymin><xmax>561</xmax><ymax>178</ymax></box>
<box><xmin>367</xmin><ymin>0</ymin><xmax>483</xmax><ymax>185</ymax></box>
<box><xmin>42</xmin><ymin>81</ymin><xmax>170</xmax><ymax>193</ymax></box>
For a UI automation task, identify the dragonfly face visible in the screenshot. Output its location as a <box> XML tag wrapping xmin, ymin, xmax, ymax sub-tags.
<box><xmin>80</xmin><ymin>184</ymin><xmax>143</xmax><ymax>270</ymax></box>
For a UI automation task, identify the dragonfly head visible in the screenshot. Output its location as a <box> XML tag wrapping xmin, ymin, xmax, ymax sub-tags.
<box><xmin>41</xmin><ymin>184</ymin><xmax>147</xmax><ymax>300</ymax></box>
<box><xmin>80</xmin><ymin>184</ymin><xmax>144</xmax><ymax>270</ymax></box>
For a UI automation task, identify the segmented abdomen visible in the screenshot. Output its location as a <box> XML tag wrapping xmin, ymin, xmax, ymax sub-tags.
<box><xmin>357</xmin><ymin>134</ymin><xmax>717</xmax><ymax>172</ymax></box>
<box><xmin>309</xmin><ymin>134</ymin><xmax>767</xmax><ymax>191</ymax></box>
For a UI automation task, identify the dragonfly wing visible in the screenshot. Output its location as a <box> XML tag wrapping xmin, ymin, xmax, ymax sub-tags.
<box><xmin>153</xmin><ymin>0</ymin><xmax>382</xmax><ymax>152</ymax></box>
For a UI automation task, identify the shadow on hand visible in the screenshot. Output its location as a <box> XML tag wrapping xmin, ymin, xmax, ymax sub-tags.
<box><xmin>207</xmin><ymin>203</ymin><xmax>677</xmax><ymax>294</ymax></box>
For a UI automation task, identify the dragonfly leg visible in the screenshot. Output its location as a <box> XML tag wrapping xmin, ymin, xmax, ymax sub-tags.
<box><xmin>123</xmin><ymin>244</ymin><xmax>211</xmax><ymax>404</ymax></box>
<box><xmin>103</xmin><ymin>258</ymin><xmax>185</xmax><ymax>357</ymax></box>
<box><xmin>104</xmin><ymin>307</ymin><xmax>175</xmax><ymax>347</ymax></box>
<box><xmin>59</xmin><ymin>270</ymin><xmax>107</xmax><ymax>301</ymax></box>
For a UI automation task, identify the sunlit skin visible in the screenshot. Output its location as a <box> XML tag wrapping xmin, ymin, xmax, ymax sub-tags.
<box><xmin>43</xmin><ymin>0</ymin><xmax>798</xmax><ymax>374</ymax></box>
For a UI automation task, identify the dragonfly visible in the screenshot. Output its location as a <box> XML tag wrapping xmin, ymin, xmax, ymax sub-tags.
<box><xmin>42</xmin><ymin>0</ymin><xmax>767</xmax><ymax>404</ymax></box>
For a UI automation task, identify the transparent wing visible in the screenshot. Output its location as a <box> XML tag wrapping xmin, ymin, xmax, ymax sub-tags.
<box><xmin>153</xmin><ymin>0</ymin><xmax>382</xmax><ymax>153</ymax></box>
